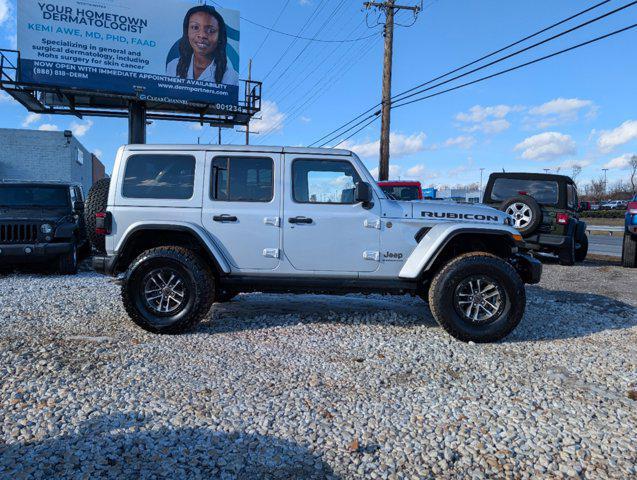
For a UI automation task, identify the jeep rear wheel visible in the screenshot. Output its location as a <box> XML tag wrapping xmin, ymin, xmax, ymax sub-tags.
<box><xmin>121</xmin><ymin>247</ymin><xmax>214</xmax><ymax>334</ymax></box>
<box><xmin>558</xmin><ymin>236</ymin><xmax>576</xmax><ymax>266</ymax></box>
<box><xmin>575</xmin><ymin>234</ymin><xmax>588</xmax><ymax>263</ymax></box>
<box><xmin>622</xmin><ymin>233</ymin><xmax>637</xmax><ymax>268</ymax></box>
<box><xmin>85</xmin><ymin>178</ymin><xmax>110</xmax><ymax>254</ymax></box>
<box><xmin>428</xmin><ymin>253</ymin><xmax>526</xmax><ymax>343</ymax></box>
<box><xmin>500</xmin><ymin>196</ymin><xmax>542</xmax><ymax>237</ymax></box>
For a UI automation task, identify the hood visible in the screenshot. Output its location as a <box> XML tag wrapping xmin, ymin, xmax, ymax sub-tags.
<box><xmin>0</xmin><ymin>207</ymin><xmax>71</xmax><ymax>222</ymax></box>
<box><xmin>384</xmin><ymin>199</ymin><xmax>509</xmax><ymax>225</ymax></box>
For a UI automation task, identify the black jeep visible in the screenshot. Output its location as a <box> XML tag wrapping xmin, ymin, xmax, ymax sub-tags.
<box><xmin>482</xmin><ymin>173</ymin><xmax>587</xmax><ymax>265</ymax></box>
<box><xmin>0</xmin><ymin>181</ymin><xmax>88</xmax><ymax>274</ymax></box>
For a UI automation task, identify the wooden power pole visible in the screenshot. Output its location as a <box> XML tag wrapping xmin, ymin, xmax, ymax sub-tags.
<box><xmin>364</xmin><ymin>1</ymin><xmax>421</xmax><ymax>181</ymax></box>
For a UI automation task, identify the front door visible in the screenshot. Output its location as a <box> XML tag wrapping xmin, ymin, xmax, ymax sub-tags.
<box><xmin>202</xmin><ymin>152</ymin><xmax>281</xmax><ymax>271</ymax></box>
<box><xmin>283</xmin><ymin>156</ymin><xmax>380</xmax><ymax>273</ymax></box>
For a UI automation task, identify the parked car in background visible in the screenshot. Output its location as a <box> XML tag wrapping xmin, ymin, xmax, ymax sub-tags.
<box><xmin>0</xmin><ymin>181</ymin><xmax>88</xmax><ymax>274</ymax></box>
<box><xmin>622</xmin><ymin>195</ymin><xmax>637</xmax><ymax>268</ymax></box>
<box><xmin>601</xmin><ymin>200</ymin><xmax>628</xmax><ymax>210</ymax></box>
<box><xmin>378</xmin><ymin>181</ymin><xmax>423</xmax><ymax>201</ymax></box>
<box><xmin>482</xmin><ymin>173</ymin><xmax>587</xmax><ymax>265</ymax></box>
<box><xmin>578</xmin><ymin>201</ymin><xmax>591</xmax><ymax>211</ymax></box>
<box><xmin>590</xmin><ymin>203</ymin><xmax>601</xmax><ymax>211</ymax></box>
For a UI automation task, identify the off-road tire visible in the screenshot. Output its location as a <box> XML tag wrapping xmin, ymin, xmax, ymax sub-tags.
<box><xmin>500</xmin><ymin>195</ymin><xmax>542</xmax><ymax>237</ymax></box>
<box><xmin>85</xmin><ymin>178</ymin><xmax>111</xmax><ymax>254</ymax></box>
<box><xmin>121</xmin><ymin>246</ymin><xmax>215</xmax><ymax>334</ymax></box>
<box><xmin>428</xmin><ymin>252</ymin><xmax>526</xmax><ymax>343</ymax></box>
<box><xmin>215</xmin><ymin>289</ymin><xmax>238</xmax><ymax>303</ymax></box>
<box><xmin>558</xmin><ymin>236</ymin><xmax>576</xmax><ymax>266</ymax></box>
<box><xmin>575</xmin><ymin>234</ymin><xmax>588</xmax><ymax>263</ymax></box>
<box><xmin>58</xmin><ymin>242</ymin><xmax>78</xmax><ymax>275</ymax></box>
<box><xmin>622</xmin><ymin>233</ymin><xmax>637</xmax><ymax>268</ymax></box>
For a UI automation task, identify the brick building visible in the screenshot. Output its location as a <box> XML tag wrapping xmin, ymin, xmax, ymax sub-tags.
<box><xmin>0</xmin><ymin>128</ymin><xmax>106</xmax><ymax>193</ymax></box>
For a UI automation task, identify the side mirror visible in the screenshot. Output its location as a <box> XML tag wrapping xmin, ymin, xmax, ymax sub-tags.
<box><xmin>73</xmin><ymin>200</ymin><xmax>85</xmax><ymax>212</ymax></box>
<box><xmin>355</xmin><ymin>182</ymin><xmax>374</xmax><ymax>208</ymax></box>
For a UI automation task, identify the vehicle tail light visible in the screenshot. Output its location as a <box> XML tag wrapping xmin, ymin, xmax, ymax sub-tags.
<box><xmin>628</xmin><ymin>201</ymin><xmax>637</xmax><ymax>214</ymax></box>
<box><xmin>95</xmin><ymin>212</ymin><xmax>112</xmax><ymax>235</ymax></box>
<box><xmin>556</xmin><ymin>213</ymin><xmax>570</xmax><ymax>225</ymax></box>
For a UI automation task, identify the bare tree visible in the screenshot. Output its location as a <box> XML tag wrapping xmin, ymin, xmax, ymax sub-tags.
<box><xmin>630</xmin><ymin>155</ymin><xmax>637</xmax><ymax>194</ymax></box>
<box><xmin>589</xmin><ymin>176</ymin><xmax>606</xmax><ymax>202</ymax></box>
<box><xmin>571</xmin><ymin>165</ymin><xmax>582</xmax><ymax>181</ymax></box>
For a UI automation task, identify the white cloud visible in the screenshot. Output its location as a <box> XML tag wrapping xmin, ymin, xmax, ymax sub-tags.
<box><xmin>557</xmin><ymin>159</ymin><xmax>592</xmax><ymax>169</ymax></box>
<box><xmin>341</xmin><ymin>132</ymin><xmax>427</xmax><ymax>159</ymax></box>
<box><xmin>527</xmin><ymin>98</ymin><xmax>596</xmax><ymax>129</ymax></box>
<box><xmin>250</xmin><ymin>100</ymin><xmax>285</xmax><ymax>135</ymax></box>
<box><xmin>514</xmin><ymin>132</ymin><xmax>576</xmax><ymax>161</ymax></box>
<box><xmin>22</xmin><ymin>113</ymin><xmax>42</xmax><ymax>128</ymax></box>
<box><xmin>93</xmin><ymin>149</ymin><xmax>103</xmax><ymax>159</ymax></box>
<box><xmin>8</xmin><ymin>34</ymin><xmax>17</xmax><ymax>49</ymax></box>
<box><xmin>597</xmin><ymin>120</ymin><xmax>637</xmax><ymax>153</ymax></box>
<box><xmin>448</xmin><ymin>157</ymin><xmax>475</xmax><ymax>177</ymax></box>
<box><xmin>604</xmin><ymin>153</ymin><xmax>636</xmax><ymax>170</ymax></box>
<box><xmin>38</xmin><ymin>124</ymin><xmax>60</xmax><ymax>132</ymax></box>
<box><xmin>0</xmin><ymin>91</ymin><xmax>15</xmax><ymax>104</ymax></box>
<box><xmin>456</xmin><ymin>105</ymin><xmax>513</xmax><ymax>123</ymax></box>
<box><xmin>465</xmin><ymin>119</ymin><xmax>511</xmax><ymax>134</ymax></box>
<box><xmin>300</xmin><ymin>116</ymin><xmax>311</xmax><ymax>123</ymax></box>
<box><xmin>0</xmin><ymin>0</ymin><xmax>11</xmax><ymax>25</ymax></box>
<box><xmin>369</xmin><ymin>164</ymin><xmax>403</xmax><ymax>180</ymax></box>
<box><xmin>70</xmin><ymin>119</ymin><xmax>94</xmax><ymax>137</ymax></box>
<box><xmin>441</xmin><ymin>135</ymin><xmax>476</xmax><ymax>149</ymax></box>
<box><xmin>405</xmin><ymin>163</ymin><xmax>440</xmax><ymax>181</ymax></box>
<box><xmin>189</xmin><ymin>123</ymin><xmax>204</xmax><ymax>131</ymax></box>
<box><xmin>299</xmin><ymin>0</ymin><xmax>312</xmax><ymax>5</ymax></box>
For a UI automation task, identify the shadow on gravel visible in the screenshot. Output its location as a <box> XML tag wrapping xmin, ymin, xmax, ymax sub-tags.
<box><xmin>0</xmin><ymin>414</ymin><xmax>337</xmax><ymax>479</ymax></box>
<box><xmin>201</xmin><ymin>293</ymin><xmax>435</xmax><ymax>335</ymax></box>
<box><xmin>508</xmin><ymin>286</ymin><xmax>637</xmax><ymax>343</ymax></box>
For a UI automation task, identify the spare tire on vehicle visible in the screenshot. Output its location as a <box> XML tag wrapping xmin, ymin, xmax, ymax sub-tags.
<box><xmin>85</xmin><ymin>177</ymin><xmax>110</xmax><ymax>254</ymax></box>
<box><xmin>499</xmin><ymin>195</ymin><xmax>542</xmax><ymax>237</ymax></box>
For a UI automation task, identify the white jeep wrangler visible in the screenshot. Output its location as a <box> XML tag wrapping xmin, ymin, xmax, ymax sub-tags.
<box><xmin>91</xmin><ymin>145</ymin><xmax>541</xmax><ymax>342</ymax></box>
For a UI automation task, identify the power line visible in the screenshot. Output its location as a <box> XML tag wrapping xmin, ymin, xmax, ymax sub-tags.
<box><xmin>307</xmin><ymin>0</ymin><xmax>614</xmax><ymax>147</ymax></box>
<box><xmin>251</xmin><ymin>0</ymin><xmax>292</xmax><ymax>61</ymax></box>
<box><xmin>209</xmin><ymin>0</ymin><xmax>378</xmax><ymax>43</ymax></box>
<box><xmin>320</xmin><ymin>23</ymin><xmax>637</xmax><ymax>146</ymax></box>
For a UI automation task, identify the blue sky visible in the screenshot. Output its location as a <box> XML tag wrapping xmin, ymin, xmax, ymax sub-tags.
<box><xmin>1</xmin><ymin>0</ymin><xmax>636</xmax><ymax>188</ymax></box>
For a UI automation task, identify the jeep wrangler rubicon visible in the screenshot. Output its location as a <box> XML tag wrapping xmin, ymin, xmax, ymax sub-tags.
<box><xmin>90</xmin><ymin>145</ymin><xmax>541</xmax><ymax>343</ymax></box>
<box><xmin>482</xmin><ymin>172</ymin><xmax>588</xmax><ymax>266</ymax></box>
<box><xmin>0</xmin><ymin>181</ymin><xmax>88</xmax><ymax>274</ymax></box>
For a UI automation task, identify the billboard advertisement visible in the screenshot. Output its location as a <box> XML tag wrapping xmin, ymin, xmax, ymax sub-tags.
<box><xmin>17</xmin><ymin>1</ymin><xmax>240</xmax><ymax>109</ymax></box>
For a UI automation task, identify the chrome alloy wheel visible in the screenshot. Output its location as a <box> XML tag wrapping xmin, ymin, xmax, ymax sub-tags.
<box><xmin>453</xmin><ymin>276</ymin><xmax>504</xmax><ymax>324</ymax></box>
<box><xmin>143</xmin><ymin>268</ymin><xmax>187</xmax><ymax>315</ymax></box>
<box><xmin>506</xmin><ymin>203</ymin><xmax>533</xmax><ymax>229</ymax></box>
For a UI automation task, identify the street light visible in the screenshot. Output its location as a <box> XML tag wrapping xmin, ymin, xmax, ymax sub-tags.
<box><xmin>602</xmin><ymin>168</ymin><xmax>609</xmax><ymax>194</ymax></box>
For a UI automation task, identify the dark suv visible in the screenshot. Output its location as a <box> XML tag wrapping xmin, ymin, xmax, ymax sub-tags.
<box><xmin>0</xmin><ymin>181</ymin><xmax>88</xmax><ymax>274</ymax></box>
<box><xmin>483</xmin><ymin>173</ymin><xmax>587</xmax><ymax>265</ymax></box>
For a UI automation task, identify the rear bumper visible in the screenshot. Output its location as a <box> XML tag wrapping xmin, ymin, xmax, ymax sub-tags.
<box><xmin>0</xmin><ymin>242</ymin><xmax>72</xmax><ymax>262</ymax></box>
<box><xmin>93</xmin><ymin>254</ymin><xmax>117</xmax><ymax>276</ymax></box>
<box><xmin>510</xmin><ymin>253</ymin><xmax>542</xmax><ymax>285</ymax></box>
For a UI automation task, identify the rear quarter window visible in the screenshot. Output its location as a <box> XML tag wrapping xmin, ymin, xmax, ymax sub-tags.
<box><xmin>122</xmin><ymin>154</ymin><xmax>196</xmax><ymax>199</ymax></box>
<box><xmin>491</xmin><ymin>178</ymin><xmax>559</xmax><ymax>205</ymax></box>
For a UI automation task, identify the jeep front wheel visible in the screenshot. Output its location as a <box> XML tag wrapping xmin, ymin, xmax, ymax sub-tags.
<box><xmin>121</xmin><ymin>247</ymin><xmax>215</xmax><ymax>334</ymax></box>
<box><xmin>428</xmin><ymin>253</ymin><xmax>526</xmax><ymax>343</ymax></box>
<box><xmin>622</xmin><ymin>233</ymin><xmax>637</xmax><ymax>268</ymax></box>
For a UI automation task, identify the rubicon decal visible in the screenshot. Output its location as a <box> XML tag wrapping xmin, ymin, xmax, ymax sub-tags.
<box><xmin>421</xmin><ymin>212</ymin><xmax>500</xmax><ymax>222</ymax></box>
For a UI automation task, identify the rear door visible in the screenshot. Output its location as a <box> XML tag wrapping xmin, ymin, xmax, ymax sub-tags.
<box><xmin>283</xmin><ymin>155</ymin><xmax>381</xmax><ymax>273</ymax></box>
<box><xmin>202</xmin><ymin>152</ymin><xmax>281</xmax><ymax>271</ymax></box>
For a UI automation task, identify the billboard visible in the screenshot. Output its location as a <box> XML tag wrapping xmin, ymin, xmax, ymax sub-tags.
<box><xmin>17</xmin><ymin>1</ymin><xmax>240</xmax><ymax>109</ymax></box>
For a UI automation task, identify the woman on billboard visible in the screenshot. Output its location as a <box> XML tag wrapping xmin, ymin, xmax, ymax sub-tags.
<box><xmin>166</xmin><ymin>5</ymin><xmax>239</xmax><ymax>86</ymax></box>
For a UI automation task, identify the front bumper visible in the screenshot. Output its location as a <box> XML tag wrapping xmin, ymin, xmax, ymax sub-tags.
<box><xmin>510</xmin><ymin>253</ymin><xmax>542</xmax><ymax>285</ymax></box>
<box><xmin>92</xmin><ymin>254</ymin><xmax>117</xmax><ymax>276</ymax></box>
<box><xmin>0</xmin><ymin>242</ymin><xmax>72</xmax><ymax>262</ymax></box>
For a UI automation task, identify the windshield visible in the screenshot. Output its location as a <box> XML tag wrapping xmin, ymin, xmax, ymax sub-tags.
<box><xmin>380</xmin><ymin>185</ymin><xmax>420</xmax><ymax>201</ymax></box>
<box><xmin>491</xmin><ymin>178</ymin><xmax>559</xmax><ymax>205</ymax></box>
<box><xmin>0</xmin><ymin>185</ymin><xmax>69</xmax><ymax>208</ymax></box>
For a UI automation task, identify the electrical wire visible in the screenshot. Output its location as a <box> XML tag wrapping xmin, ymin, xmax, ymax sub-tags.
<box><xmin>307</xmin><ymin>0</ymin><xmax>614</xmax><ymax>147</ymax></box>
<box><xmin>251</xmin><ymin>0</ymin><xmax>292</xmax><ymax>61</ymax></box>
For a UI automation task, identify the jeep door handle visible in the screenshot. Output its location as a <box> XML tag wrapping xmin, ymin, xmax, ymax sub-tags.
<box><xmin>289</xmin><ymin>216</ymin><xmax>313</xmax><ymax>224</ymax></box>
<box><xmin>213</xmin><ymin>215</ymin><xmax>238</xmax><ymax>223</ymax></box>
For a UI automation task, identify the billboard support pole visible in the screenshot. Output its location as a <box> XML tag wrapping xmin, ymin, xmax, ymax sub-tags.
<box><xmin>128</xmin><ymin>101</ymin><xmax>147</xmax><ymax>144</ymax></box>
<box><xmin>246</xmin><ymin>58</ymin><xmax>252</xmax><ymax>145</ymax></box>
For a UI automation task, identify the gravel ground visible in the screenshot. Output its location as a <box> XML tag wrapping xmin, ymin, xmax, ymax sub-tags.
<box><xmin>1</xmin><ymin>260</ymin><xmax>636</xmax><ymax>479</ymax></box>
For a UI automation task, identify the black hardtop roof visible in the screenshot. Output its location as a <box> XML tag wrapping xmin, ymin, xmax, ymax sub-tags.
<box><xmin>488</xmin><ymin>172</ymin><xmax>575</xmax><ymax>184</ymax></box>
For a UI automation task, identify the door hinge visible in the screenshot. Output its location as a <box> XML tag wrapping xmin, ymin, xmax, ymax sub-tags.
<box><xmin>363</xmin><ymin>251</ymin><xmax>380</xmax><ymax>262</ymax></box>
<box><xmin>364</xmin><ymin>219</ymin><xmax>382</xmax><ymax>230</ymax></box>
<box><xmin>263</xmin><ymin>217</ymin><xmax>281</xmax><ymax>227</ymax></box>
<box><xmin>263</xmin><ymin>248</ymin><xmax>280</xmax><ymax>259</ymax></box>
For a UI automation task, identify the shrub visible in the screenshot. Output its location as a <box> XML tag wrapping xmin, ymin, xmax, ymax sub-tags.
<box><xmin>580</xmin><ymin>210</ymin><xmax>625</xmax><ymax>219</ymax></box>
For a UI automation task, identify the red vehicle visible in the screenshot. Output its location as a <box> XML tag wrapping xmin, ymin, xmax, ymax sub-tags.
<box><xmin>378</xmin><ymin>181</ymin><xmax>423</xmax><ymax>201</ymax></box>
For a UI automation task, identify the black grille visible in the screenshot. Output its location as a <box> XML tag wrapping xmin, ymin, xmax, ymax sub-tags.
<box><xmin>0</xmin><ymin>223</ymin><xmax>39</xmax><ymax>244</ymax></box>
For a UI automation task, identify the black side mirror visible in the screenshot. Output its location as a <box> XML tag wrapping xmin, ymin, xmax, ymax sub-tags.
<box><xmin>355</xmin><ymin>182</ymin><xmax>374</xmax><ymax>208</ymax></box>
<box><xmin>74</xmin><ymin>200</ymin><xmax>85</xmax><ymax>212</ymax></box>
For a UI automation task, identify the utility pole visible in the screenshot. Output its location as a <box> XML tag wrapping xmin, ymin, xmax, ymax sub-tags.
<box><xmin>479</xmin><ymin>168</ymin><xmax>485</xmax><ymax>192</ymax></box>
<box><xmin>246</xmin><ymin>58</ymin><xmax>252</xmax><ymax>145</ymax></box>
<box><xmin>602</xmin><ymin>168</ymin><xmax>609</xmax><ymax>193</ymax></box>
<box><xmin>364</xmin><ymin>1</ymin><xmax>421</xmax><ymax>181</ymax></box>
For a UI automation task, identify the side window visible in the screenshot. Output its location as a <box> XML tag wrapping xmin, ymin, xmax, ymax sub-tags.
<box><xmin>69</xmin><ymin>187</ymin><xmax>77</xmax><ymax>204</ymax></box>
<box><xmin>293</xmin><ymin>159</ymin><xmax>362</xmax><ymax>204</ymax></box>
<box><xmin>567</xmin><ymin>185</ymin><xmax>577</xmax><ymax>209</ymax></box>
<box><xmin>75</xmin><ymin>186</ymin><xmax>84</xmax><ymax>201</ymax></box>
<box><xmin>211</xmin><ymin>157</ymin><xmax>274</xmax><ymax>202</ymax></box>
<box><xmin>122</xmin><ymin>155</ymin><xmax>196</xmax><ymax>199</ymax></box>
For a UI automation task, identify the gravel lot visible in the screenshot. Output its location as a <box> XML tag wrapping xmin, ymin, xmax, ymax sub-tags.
<box><xmin>1</xmin><ymin>260</ymin><xmax>636</xmax><ymax>479</ymax></box>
